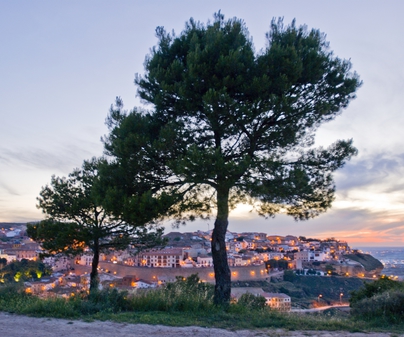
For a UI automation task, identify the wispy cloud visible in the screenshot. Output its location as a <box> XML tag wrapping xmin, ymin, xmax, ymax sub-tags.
<box><xmin>310</xmin><ymin>207</ymin><xmax>404</xmax><ymax>246</ymax></box>
<box><xmin>0</xmin><ymin>202</ymin><xmax>42</xmax><ymax>223</ymax></box>
<box><xmin>0</xmin><ymin>181</ymin><xmax>20</xmax><ymax>195</ymax></box>
<box><xmin>0</xmin><ymin>143</ymin><xmax>98</xmax><ymax>173</ymax></box>
<box><xmin>335</xmin><ymin>152</ymin><xmax>404</xmax><ymax>193</ymax></box>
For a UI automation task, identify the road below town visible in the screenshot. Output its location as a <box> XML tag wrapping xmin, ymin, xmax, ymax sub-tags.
<box><xmin>0</xmin><ymin>312</ymin><xmax>401</xmax><ymax>337</ymax></box>
<box><xmin>291</xmin><ymin>304</ymin><xmax>350</xmax><ymax>312</ymax></box>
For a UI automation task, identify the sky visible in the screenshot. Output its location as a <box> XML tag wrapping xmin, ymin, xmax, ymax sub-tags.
<box><xmin>1</xmin><ymin>1</ymin><xmax>404</xmax><ymax>247</ymax></box>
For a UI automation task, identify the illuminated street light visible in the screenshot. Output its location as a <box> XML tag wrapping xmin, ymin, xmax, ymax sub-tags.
<box><xmin>318</xmin><ymin>294</ymin><xmax>322</xmax><ymax>303</ymax></box>
<box><xmin>340</xmin><ymin>293</ymin><xmax>343</xmax><ymax>305</ymax></box>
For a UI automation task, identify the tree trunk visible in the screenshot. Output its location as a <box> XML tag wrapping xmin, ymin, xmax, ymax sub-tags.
<box><xmin>90</xmin><ymin>240</ymin><xmax>100</xmax><ymax>293</ymax></box>
<box><xmin>211</xmin><ymin>185</ymin><xmax>231</xmax><ymax>306</ymax></box>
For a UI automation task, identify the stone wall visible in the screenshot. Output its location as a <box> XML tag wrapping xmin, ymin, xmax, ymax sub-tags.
<box><xmin>73</xmin><ymin>262</ymin><xmax>269</xmax><ymax>283</ymax></box>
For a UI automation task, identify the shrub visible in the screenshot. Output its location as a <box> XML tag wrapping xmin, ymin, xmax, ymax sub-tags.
<box><xmin>350</xmin><ymin>290</ymin><xmax>404</xmax><ymax>324</ymax></box>
<box><xmin>237</xmin><ymin>293</ymin><xmax>267</xmax><ymax>310</ymax></box>
<box><xmin>85</xmin><ymin>288</ymin><xmax>131</xmax><ymax>313</ymax></box>
<box><xmin>283</xmin><ymin>270</ymin><xmax>296</xmax><ymax>282</ymax></box>
<box><xmin>350</xmin><ymin>276</ymin><xmax>404</xmax><ymax>324</ymax></box>
<box><xmin>0</xmin><ymin>274</ymin><xmax>217</xmax><ymax>316</ymax></box>
<box><xmin>129</xmin><ymin>274</ymin><xmax>215</xmax><ymax>313</ymax></box>
<box><xmin>0</xmin><ymin>259</ymin><xmax>52</xmax><ymax>284</ymax></box>
<box><xmin>350</xmin><ymin>276</ymin><xmax>404</xmax><ymax>305</ymax></box>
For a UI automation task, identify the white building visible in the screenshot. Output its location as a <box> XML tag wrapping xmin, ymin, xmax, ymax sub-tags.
<box><xmin>134</xmin><ymin>279</ymin><xmax>156</xmax><ymax>289</ymax></box>
<box><xmin>43</xmin><ymin>256</ymin><xmax>70</xmax><ymax>271</ymax></box>
<box><xmin>268</xmin><ymin>252</ymin><xmax>284</xmax><ymax>260</ymax></box>
<box><xmin>197</xmin><ymin>255</ymin><xmax>213</xmax><ymax>267</ymax></box>
<box><xmin>294</xmin><ymin>250</ymin><xmax>327</xmax><ymax>262</ymax></box>
<box><xmin>136</xmin><ymin>248</ymin><xmax>184</xmax><ymax>268</ymax></box>
<box><xmin>262</xmin><ymin>292</ymin><xmax>291</xmax><ymax>311</ymax></box>
<box><xmin>75</xmin><ymin>254</ymin><xmax>93</xmax><ymax>266</ymax></box>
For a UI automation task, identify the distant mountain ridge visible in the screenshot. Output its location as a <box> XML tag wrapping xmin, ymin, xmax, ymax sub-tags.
<box><xmin>0</xmin><ymin>222</ymin><xmax>29</xmax><ymax>229</ymax></box>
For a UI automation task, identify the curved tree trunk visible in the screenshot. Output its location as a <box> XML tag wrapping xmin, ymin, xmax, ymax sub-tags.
<box><xmin>90</xmin><ymin>240</ymin><xmax>100</xmax><ymax>293</ymax></box>
<box><xmin>211</xmin><ymin>185</ymin><xmax>231</xmax><ymax>306</ymax></box>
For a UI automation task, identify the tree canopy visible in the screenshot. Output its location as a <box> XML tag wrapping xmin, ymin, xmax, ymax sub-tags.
<box><xmin>102</xmin><ymin>13</ymin><xmax>361</xmax><ymax>305</ymax></box>
<box><xmin>0</xmin><ymin>259</ymin><xmax>51</xmax><ymax>284</ymax></box>
<box><xmin>28</xmin><ymin>157</ymin><xmax>166</xmax><ymax>292</ymax></box>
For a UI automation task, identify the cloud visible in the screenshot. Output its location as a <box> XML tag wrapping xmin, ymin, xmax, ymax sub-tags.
<box><xmin>162</xmin><ymin>193</ymin><xmax>404</xmax><ymax>247</ymax></box>
<box><xmin>0</xmin><ymin>181</ymin><xmax>20</xmax><ymax>195</ymax></box>
<box><xmin>316</xmin><ymin>207</ymin><xmax>404</xmax><ymax>246</ymax></box>
<box><xmin>0</xmin><ymin>154</ymin><xmax>11</xmax><ymax>165</ymax></box>
<box><xmin>0</xmin><ymin>202</ymin><xmax>42</xmax><ymax>223</ymax></box>
<box><xmin>335</xmin><ymin>151</ymin><xmax>404</xmax><ymax>193</ymax></box>
<box><xmin>0</xmin><ymin>143</ymin><xmax>98</xmax><ymax>173</ymax></box>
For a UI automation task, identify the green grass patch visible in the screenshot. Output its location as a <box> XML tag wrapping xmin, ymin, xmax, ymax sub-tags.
<box><xmin>1</xmin><ymin>277</ymin><xmax>404</xmax><ymax>333</ymax></box>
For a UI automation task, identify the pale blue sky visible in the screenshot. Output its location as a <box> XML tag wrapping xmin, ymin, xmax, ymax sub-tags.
<box><xmin>1</xmin><ymin>1</ymin><xmax>404</xmax><ymax>246</ymax></box>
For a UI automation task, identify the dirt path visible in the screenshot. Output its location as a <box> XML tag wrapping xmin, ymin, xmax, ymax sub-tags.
<box><xmin>0</xmin><ymin>312</ymin><xmax>401</xmax><ymax>337</ymax></box>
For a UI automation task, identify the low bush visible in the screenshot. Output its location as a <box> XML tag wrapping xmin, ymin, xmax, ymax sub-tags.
<box><xmin>350</xmin><ymin>276</ymin><xmax>404</xmax><ymax>324</ymax></box>
<box><xmin>0</xmin><ymin>274</ymin><xmax>216</xmax><ymax>316</ymax></box>
<box><xmin>236</xmin><ymin>293</ymin><xmax>266</xmax><ymax>310</ymax></box>
<box><xmin>129</xmin><ymin>274</ymin><xmax>215</xmax><ymax>312</ymax></box>
<box><xmin>77</xmin><ymin>288</ymin><xmax>132</xmax><ymax>313</ymax></box>
<box><xmin>350</xmin><ymin>290</ymin><xmax>404</xmax><ymax>324</ymax></box>
<box><xmin>350</xmin><ymin>276</ymin><xmax>404</xmax><ymax>305</ymax></box>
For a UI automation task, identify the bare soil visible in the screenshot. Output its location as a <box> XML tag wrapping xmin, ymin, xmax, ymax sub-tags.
<box><xmin>0</xmin><ymin>312</ymin><xmax>401</xmax><ymax>337</ymax></box>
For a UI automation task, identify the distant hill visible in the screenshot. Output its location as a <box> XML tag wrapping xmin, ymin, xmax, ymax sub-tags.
<box><xmin>345</xmin><ymin>253</ymin><xmax>383</xmax><ymax>272</ymax></box>
<box><xmin>0</xmin><ymin>223</ymin><xmax>28</xmax><ymax>230</ymax></box>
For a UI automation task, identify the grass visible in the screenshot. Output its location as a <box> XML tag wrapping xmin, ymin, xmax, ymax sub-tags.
<box><xmin>1</xmin><ymin>280</ymin><xmax>404</xmax><ymax>334</ymax></box>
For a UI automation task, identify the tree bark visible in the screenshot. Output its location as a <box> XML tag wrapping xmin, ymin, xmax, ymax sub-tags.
<box><xmin>211</xmin><ymin>185</ymin><xmax>231</xmax><ymax>306</ymax></box>
<box><xmin>90</xmin><ymin>240</ymin><xmax>100</xmax><ymax>293</ymax></box>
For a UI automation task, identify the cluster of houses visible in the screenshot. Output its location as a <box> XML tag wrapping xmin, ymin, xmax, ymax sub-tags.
<box><xmin>1</xmin><ymin>226</ymin><xmax>352</xmax><ymax>272</ymax></box>
<box><xmin>1</xmin><ymin>225</ymin><xmax>363</xmax><ymax>310</ymax></box>
<box><xmin>23</xmin><ymin>272</ymin><xmax>157</xmax><ymax>299</ymax></box>
<box><xmin>0</xmin><ymin>226</ymin><xmax>40</xmax><ymax>262</ymax></box>
<box><xmin>71</xmin><ymin>231</ymin><xmax>351</xmax><ymax>271</ymax></box>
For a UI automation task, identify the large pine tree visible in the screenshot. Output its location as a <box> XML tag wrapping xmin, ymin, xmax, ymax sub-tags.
<box><xmin>103</xmin><ymin>13</ymin><xmax>361</xmax><ymax>305</ymax></box>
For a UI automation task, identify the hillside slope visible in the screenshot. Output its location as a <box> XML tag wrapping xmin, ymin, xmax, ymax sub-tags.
<box><xmin>345</xmin><ymin>253</ymin><xmax>383</xmax><ymax>272</ymax></box>
<box><xmin>233</xmin><ymin>275</ymin><xmax>367</xmax><ymax>308</ymax></box>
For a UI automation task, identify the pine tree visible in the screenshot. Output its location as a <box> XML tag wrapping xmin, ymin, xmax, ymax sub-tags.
<box><xmin>103</xmin><ymin>13</ymin><xmax>361</xmax><ymax>305</ymax></box>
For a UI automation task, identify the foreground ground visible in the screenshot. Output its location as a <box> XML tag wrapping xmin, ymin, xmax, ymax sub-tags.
<box><xmin>0</xmin><ymin>312</ymin><xmax>401</xmax><ymax>337</ymax></box>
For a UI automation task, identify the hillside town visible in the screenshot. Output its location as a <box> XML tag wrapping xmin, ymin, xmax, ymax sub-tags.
<box><xmin>0</xmin><ymin>223</ymin><xmax>382</xmax><ymax>310</ymax></box>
